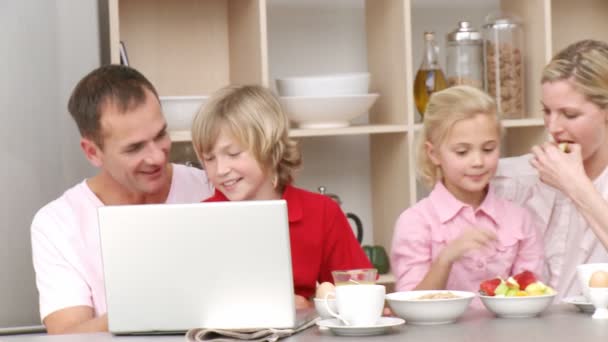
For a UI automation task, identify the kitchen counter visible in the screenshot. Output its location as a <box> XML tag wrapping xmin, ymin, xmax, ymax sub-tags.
<box><xmin>2</xmin><ymin>305</ymin><xmax>606</xmax><ymax>342</ymax></box>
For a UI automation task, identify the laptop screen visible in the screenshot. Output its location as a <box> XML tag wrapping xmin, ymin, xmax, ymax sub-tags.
<box><xmin>98</xmin><ymin>200</ymin><xmax>296</xmax><ymax>334</ymax></box>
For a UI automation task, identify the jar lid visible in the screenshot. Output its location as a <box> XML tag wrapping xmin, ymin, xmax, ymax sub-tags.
<box><xmin>483</xmin><ymin>12</ymin><xmax>521</xmax><ymax>29</ymax></box>
<box><xmin>447</xmin><ymin>21</ymin><xmax>481</xmax><ymax>42</ymax></box>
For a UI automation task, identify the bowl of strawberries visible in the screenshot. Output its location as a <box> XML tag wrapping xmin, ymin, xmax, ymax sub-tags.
<box><xmin>478</xmin><ymin>270</ymin><xmax>556</xmax><ymax>318</ymax></box>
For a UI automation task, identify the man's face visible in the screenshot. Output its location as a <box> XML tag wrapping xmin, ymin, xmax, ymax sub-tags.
<box><xmin>89</xmin><ymin>89</ymin><xmax>172</xmax><ymax>196</ymax></box>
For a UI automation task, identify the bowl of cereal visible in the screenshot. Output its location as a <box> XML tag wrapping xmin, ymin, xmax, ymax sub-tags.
<box><xmin>386</xmin><ymin>290</ymin><xmax>475</xmax><ymax>325</ymax></box>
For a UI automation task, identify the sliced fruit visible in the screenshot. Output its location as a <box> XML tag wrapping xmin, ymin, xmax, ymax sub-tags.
<box><xmin>494</xmin><ymin>281</ymin><xmax>509</xmax><ymax>296</ymax></box>
<box><xmin>513</xmin><ymin>270</ymin><xmax>537</xmax><ymax>291</ymax></box>
<box><xmin>479</xmin><ymin>278</ymin><xmax>502</xmax><ymax>296</ymax></box>
<box><xmin>506</xmin><ymin>276</ymin><xmax>520</xmax><ymax>290</ymax></box>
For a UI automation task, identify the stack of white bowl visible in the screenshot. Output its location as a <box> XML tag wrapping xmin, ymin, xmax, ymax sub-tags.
<box><xmin>275</xmin><ymin>72</ymin><xmax>379</xmax><ymax>129</ymax></box>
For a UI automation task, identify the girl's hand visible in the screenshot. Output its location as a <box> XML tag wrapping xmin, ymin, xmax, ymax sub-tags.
<box><xmin>529</xmin><ymin>142</ymin><xmax>586</xmax><ymax>196</ymax></box>
<box><xmin>439</xmin><ymin>228</ymin><xmax>496</xmax><ymax>265</ymax></box>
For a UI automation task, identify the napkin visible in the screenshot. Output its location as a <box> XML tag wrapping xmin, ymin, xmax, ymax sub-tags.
<box><xmin>185</xmin><ymin>317</ymin><xmax>319</xmax><ymax>342</ymax></box>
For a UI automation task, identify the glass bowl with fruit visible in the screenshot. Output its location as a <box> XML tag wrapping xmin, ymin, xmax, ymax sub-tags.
<box><xmin>478</xmin><ymin>270</ymin><xmax>556</xmax><ymax>318</ymax></box>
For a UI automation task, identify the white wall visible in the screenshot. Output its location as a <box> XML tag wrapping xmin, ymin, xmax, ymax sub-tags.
<box><xmin>0</xmin><ymin>0</ymin><xmax>98</xmax><ymax>327</ymax></box>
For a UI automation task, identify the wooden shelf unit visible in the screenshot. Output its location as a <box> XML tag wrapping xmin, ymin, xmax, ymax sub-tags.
<box><xmin>106</xmin><ymin>0</ymin><xmax>606</xmax><ymax>274</ymax></box>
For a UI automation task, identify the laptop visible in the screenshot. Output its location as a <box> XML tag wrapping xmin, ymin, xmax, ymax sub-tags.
<box><xmin>98</xmin><ymin>200</ymin><xmax>313</xmax><ymax>334</ymax></box>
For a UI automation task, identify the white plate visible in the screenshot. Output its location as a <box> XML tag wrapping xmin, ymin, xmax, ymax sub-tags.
<box><xmin>563</xmin><ymin>295</ymin><xmax>595</xmax><ymax>313</ymax></box>
<box><xmin>316</xmin><ymin>317</ymin><xmax>405</xmax><ymax>336</ymax></box>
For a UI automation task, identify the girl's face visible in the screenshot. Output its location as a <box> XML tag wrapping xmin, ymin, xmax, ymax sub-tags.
<box><xmin>201</xmin><ymin>125</ymin><xmax>280</xmax><ymax>201</ymax></box>
<box><xmin>427</xmin><ymin>113</ymin><xmax>500</xmax><ymax>206</ymax></box>
<box><xmin>542</xmin><ymin>80</ymin><xmax>608</xmax><ymax>168</ymax></box>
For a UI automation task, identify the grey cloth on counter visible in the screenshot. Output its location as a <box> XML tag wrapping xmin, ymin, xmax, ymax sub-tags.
<box><xmin>185</xmin><ymin>318</ymin><xmax>319</xmax><ymax>342</ymax></box>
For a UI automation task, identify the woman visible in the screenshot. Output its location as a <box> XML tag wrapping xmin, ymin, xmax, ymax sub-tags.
<box><xmin>493</xmin><ymin>39</ymin><xmax>608</xmax><ymax>300</ymax></box>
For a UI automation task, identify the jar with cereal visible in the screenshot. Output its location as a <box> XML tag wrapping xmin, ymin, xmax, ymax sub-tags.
<box><xmin>483</xmin><ymin>13</ymin><xmax>525</xmax><ymax>119</ymax></box>
<box><xmin>446</xmin><ymin>21</ymin><xmax>483</xmax><ymax>90</ymax></box>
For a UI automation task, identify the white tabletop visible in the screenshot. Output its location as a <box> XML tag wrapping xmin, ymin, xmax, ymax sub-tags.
<box><xmin>2</xmin><ymin>305</ymin><xmax>606</xmax><ymax>342</ymax></box>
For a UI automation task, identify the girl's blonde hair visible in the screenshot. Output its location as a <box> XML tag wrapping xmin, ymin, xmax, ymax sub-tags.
<box><xmin>542</xmin><ymin>39</ymin><xmax>608</xmax><ymax>109</ymax></box>
<box><xmin>416</xmin><ymin>85</ymin><xmax>501</xmax><ymax>188</ymax></box>
<box><xmin>191</xmin><ymin>85</ymin><xmax>302</xmax><ymax>192</ymax></box>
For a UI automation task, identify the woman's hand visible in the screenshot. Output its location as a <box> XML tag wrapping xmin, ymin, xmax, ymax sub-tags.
<box><xmin>529</xmin><ymin>142</ymin><xmax>586</xmax><ymax>196</ymax></box>
<box><xmin>438</xmin><ymin>228</ymin><xmax>496</xmax><ymax>265</ymax></box>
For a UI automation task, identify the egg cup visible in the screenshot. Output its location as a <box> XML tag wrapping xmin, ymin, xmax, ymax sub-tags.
<box><xmin>588</xmin><ymin>287</ymin><xmax>608</xmax><ymax>319</ymax></box>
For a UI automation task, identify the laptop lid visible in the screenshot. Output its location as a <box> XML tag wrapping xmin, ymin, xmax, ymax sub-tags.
<box><xmin>98</xmin><ymin>200</ymin><xmax>296</xmax><ymax>334</ymax></box>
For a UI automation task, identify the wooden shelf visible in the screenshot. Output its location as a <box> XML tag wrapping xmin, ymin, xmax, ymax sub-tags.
<box><xmin>413</xmin><ymin>117</ymin><xmax>545</xmax><ymax>133</ymax></box>
<box><xmin>170</xmin><ymin>124</ymin><xmax>409</xmax><ymax>142</ymax></box>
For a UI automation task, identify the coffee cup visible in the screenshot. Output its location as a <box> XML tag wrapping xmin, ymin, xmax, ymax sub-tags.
<box><xmin>331</xmin><ymin>268</ymin><xmax>377</xmax><ymax>286</ymax></box>
<box><xmin>577</xmin><ymin>263</ymin><xmax>608</xmax><ymax>301</ymax></box>
<box><xmin>323</xmin><ymin>284</ymin><xmax>385</xmax><ymax>326</ymax></box>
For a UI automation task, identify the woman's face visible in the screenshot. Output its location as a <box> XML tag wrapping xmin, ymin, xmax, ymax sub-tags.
<box><xmin>542</xmin><ymin>79</ymin><xmax>608</xmax><ymax>162</ymax></box>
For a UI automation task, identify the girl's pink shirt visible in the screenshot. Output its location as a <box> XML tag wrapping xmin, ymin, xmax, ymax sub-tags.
<box><xmin>493</xmin><ymin>155</ymin><xmax>608</xmax><ymax>300</ymax></box>
<box><xmin>391</xmin><ymin>181</ymin><xmax>544</xmax><ymax>295</ymax></box>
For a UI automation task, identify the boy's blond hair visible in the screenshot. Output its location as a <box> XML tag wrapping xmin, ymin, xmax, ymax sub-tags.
<box><xmin>542</xmin><ymin>39</ymin><xmax>608</xmax><ymax>109</ymax></box>
<box><xmin>416</xmin><ymin>85</ymin><xmax>501</xmax><ymax>188</ymax></box>
<box><xmin>191</xmin><ymin>85</ymin><xmax>302</xmax><ymax>192</ymax></box>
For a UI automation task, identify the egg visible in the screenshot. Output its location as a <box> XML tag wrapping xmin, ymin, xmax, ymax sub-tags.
<box><xmin>589</xmin><ymin>270</ymin><xmax>608</xmax><ymax>288</ymax></box>
<box><xmin>315</xmin><ymin>282</ymin><xmax>336</xmax><ymax>299</ymax></box>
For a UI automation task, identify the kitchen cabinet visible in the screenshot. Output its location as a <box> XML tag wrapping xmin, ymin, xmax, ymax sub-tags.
<box><xmin>104</xmin><ymin>0</ymin><xmax>608</xmax><ymax>272</ymax></box>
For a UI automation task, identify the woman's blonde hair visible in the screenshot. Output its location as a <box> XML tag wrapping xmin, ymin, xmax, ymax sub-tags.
<box><xmin>191</xmin><ymin>85</ymin><xmax>302</xmax><ymax>192</ymax></box>
<box><xmin>416</xmin><ymin>85</ymin><xmax>501</xmax><ymax>188</ymax></box>
<box><xmin>542</xmin><ymin>39</ymin><xmax>608</xmax><ymax>109</ymax></box>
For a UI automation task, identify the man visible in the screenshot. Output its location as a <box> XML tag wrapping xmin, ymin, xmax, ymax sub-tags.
<box><xmin>30</xmin><ymin>65</ymin><xmax>213</xmax><ymax>334</ymax></box>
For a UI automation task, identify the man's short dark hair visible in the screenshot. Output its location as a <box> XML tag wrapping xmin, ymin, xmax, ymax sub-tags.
<box><xmin>67</xmin><ymin>64</ymin><xmax>159</xmax><ymax>148</ymax></box>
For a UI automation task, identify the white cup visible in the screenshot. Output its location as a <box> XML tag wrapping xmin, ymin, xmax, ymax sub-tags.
<box><xmin>577</xmin><ymin>263</ymin><xmax>608</xmax><ymax>301</ymax></box>
<box><xmin>324</xmin><ymin>284</ymin><xmax>385</xmax><ymax>326</ymax></box>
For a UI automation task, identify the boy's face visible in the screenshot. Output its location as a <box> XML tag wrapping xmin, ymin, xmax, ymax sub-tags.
<box><xmin>202</xmin><ymin>125</ymin><xmax>279</xmax><ymax>201</ymax></box>
<box><xmin>426</xmin><ymin>113</ymin><xmax>500</xmax><ymax>206</ymax></box>
<box><xmin>84</xmin><ymin>89</ymin><xmax>172</xmax><ymax>196</ymax></box>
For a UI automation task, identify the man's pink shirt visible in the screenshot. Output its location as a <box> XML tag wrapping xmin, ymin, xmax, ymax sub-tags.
<box><xmin>31</xmin><ymin>164</ymin><xmax>213</xmax><ymax>321</ymax></box>
<box><xmin>391</xmin><ymin>182</ymin><xmax>544</xmax><ymax>294</ymax></box>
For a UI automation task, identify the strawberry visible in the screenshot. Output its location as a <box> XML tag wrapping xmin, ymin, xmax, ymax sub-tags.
<box><xmin>479</xmin><ymin>278</ymin><xmax>502</xmax><ymax>296</ymax></box>
<box><xmin>513</xmin><ymin>270</ymin><xmax>537</xmax><ymax>291</ymax></box>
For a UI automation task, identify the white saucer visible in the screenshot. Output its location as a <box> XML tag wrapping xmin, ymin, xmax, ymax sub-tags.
<box><xmin>562</xmin><ymin>295</ymin><xmax>595</xmax><ymax>313</ymax></box>
<box><xmin>316</xmin><ymin>317</ymin><xmax>405</xmax><ymax>336</ymax></box>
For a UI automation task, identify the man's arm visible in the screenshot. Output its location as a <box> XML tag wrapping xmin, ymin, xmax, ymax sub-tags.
<box><xmin>43</xmin><ymin>306</ymin><xmax>107</xmax><ymax>334</ymax></box>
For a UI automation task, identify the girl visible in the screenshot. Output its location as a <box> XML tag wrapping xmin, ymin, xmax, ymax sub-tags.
<box><xmin>190</xmin><ymin>85</ymin><xmax>372</xmax><ymax>309</ymax></box>
<box><xmin>494</xmin><ymin>39</ymin><xmax>608</xmax><ymax>299</ymax></box>
<box><xmin>391</xmin><ymin>85</ymin><xmax>544</xmax><ymax>292</ymax></box>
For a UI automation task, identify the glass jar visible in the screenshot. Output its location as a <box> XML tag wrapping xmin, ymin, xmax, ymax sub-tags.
<box><xmin>446</xmin><ymin>21</ymin><xmax>483</xmax><ymax>89</ymax></box>
<box><xmin>413</xmin><ymin>31</ymin><xmax>447</xmax><ymax>117</ymax></box>
<box><xmin>483</xmin><ymin>13</ymin><xmax>525</xmax><ymax>118</ymax></box>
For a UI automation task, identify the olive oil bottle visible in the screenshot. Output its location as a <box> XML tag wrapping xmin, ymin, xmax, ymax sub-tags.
<box><xmin>414</xmin><ymin>31</ymin><xmax>447</xmax><ymax>117</ymax></box>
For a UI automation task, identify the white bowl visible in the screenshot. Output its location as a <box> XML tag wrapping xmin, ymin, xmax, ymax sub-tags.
<box><xmin>386</xmin><ymin>290</ymin><xmax>475</xmax><ymax>325</ymax></box>
<box><xmin>479</xmin><ymin>293</ymin><xmax>556</xmax><ymax>318</ymax></box>
<box><xmin>280</xmin><ymin>94</ymin><xmax>379</xmax><ymax>129</ymax></box>
<box><xmin>313</xmin><ymin>297</ymin><xmax>338</xmax><ymax>320</ymax></box>
<box><xmin>159</xmin><ymin>95</ymin><xmax>208</xmax><ymax>131</ymax></box>
<box><xmin>275</xmin><ymin>72</ymin><xmax>370</xmax><ymax>97</ymax></box>
<box><xmin>577</xmin><ymin>263</ymin><xmax>608</xmax><ymax>301</ymax></box>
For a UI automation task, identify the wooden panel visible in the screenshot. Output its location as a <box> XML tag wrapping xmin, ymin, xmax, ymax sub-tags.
<box><xmin>504</xmin><ymin>126</ymin><xmax>549</xmax><ymax>156</ymax></box>
<box><xmin>551</xmin><ymin>0</ymin><xmax>608</xmax><ymax>54</ymax></box>
<box><xmin>118</xmin><ymin>0</ymin><xmax>230</xmax><ymax>95</ymax></box>
<box><xmin>370</xmin><ymin>133</ymin><xmax>410</xmax><ymax>252</ymax></box>
<box><xmin>502</xmin><ymin>0</ymin><xmax>551</xmax><ymax>119</ymax></box>
<box><xmin>228</xmin><ymin>0</ymin><xmax>268</xmax><ymax>86</ymax></box>
<box><xmin>366</xmin><ymin>0</ymin><xmax>410</xmax><ymax>125</ymax></box>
